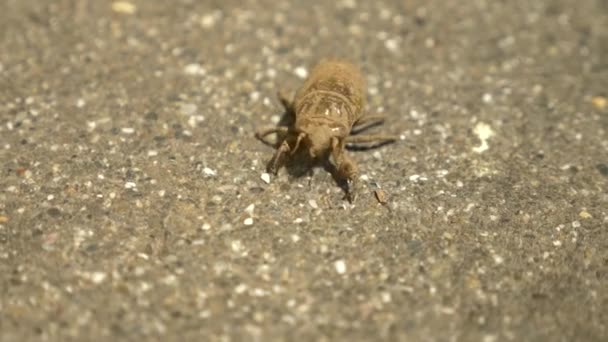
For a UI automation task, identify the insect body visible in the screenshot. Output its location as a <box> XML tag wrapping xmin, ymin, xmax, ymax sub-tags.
<box><xmin>256</xmin><ymin>59</ymin><xmax>397</xmax><ymax>202</ymax></box>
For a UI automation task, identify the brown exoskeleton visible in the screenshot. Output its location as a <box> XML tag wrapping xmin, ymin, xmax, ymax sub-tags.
<box><xmin>255</xmin><ymin>59</ymin><xmax>397</xmax><ymax>202</ymax></box>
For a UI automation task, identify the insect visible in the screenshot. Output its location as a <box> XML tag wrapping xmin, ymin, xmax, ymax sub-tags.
<box><xmin>255</xmin><ymin>59</ymin><xmax>397</xmax><ymax>202</ymax></box>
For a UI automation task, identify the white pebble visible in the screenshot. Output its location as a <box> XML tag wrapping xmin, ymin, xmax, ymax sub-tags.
<box><xmin>231</xmin><ymin>240</ymin><xmax>243</xmax><ymax>252</ymax></box>
<box><xmin>234</xmin><ymin>283</ymin><xmax>248</xmax><ymax>294</ymax></box>
<box><xmin>482</xmin><ymin>93</ymin><xmax>493</xmax><ymax>104</ymax></box>
<box><xmin>261</xmin><ymin>173</ymin><xmax>271</xmax><ymax>184</ymax></box>
<box><xmin>334</xmin><ymin>260</ymin><xmax>347</xmax><ymax>274</ymax></box>
<box><xmin>200</xmin><ymin>13</ymin><xmax>217</xmax><ymax>29</ymax></box>
<box><xmin>294</xmin><ymin>66</ymin><xmax>308</xmax><ymax>79</ymax></box>
<box><xmin>147</xmin><ymin>150</ymin><xmax>158</xmax><ymax>157</ymax></box>
<box><xmin>472</xmin><ymin>122</ymin><xmax>495</xmax><ymax>153</ymax></box>
<box><xmin>90</xmin><ymin>272</ymin><xmax>107</xmax><ymax>284</ymax></box>
<box><xmin>385</xmin><ymin>38</ymin><xmax>399</xmax><ymax>52</ymax></box>
<box><xmin>203</xmin><ymin>167</ymin><xmax>216</xmax><ymax>176</ymax></box>
<box><xmin>184</xmin><ymin>63</ymin><xmax>206</xmax><ymax>76</ymax></box>
<box><xmin>308</xmin><ymin>199</ymin><xmax>318</xmax><ymax>209</ymax></box>
<box><xmin>111</xmin><ymin>1</ymin><xmax>136</xmax><ymax>14</ymax></box>
<box><xmin>244</xmin><ymin>217</ymin><xmax>254</xmax><ymax>226</ymax></box>
<box><xmin>293</xmin><ymin>218</ymin><xmax>303</xmax><ymax>224</ymax></box>
<box><xmin>121</xmin><ymin>127</ymin><xmax>135</xmax><ymax>134</ymax></box>
<box><xmin>124</xmin><ymin>182</ymin><xmax>136</xmax><ymax>189</ymax></box>
<box><xmin>245</xmin><ymin>204</ymin><xmax>255</xmax><ymax>215</ymax></box>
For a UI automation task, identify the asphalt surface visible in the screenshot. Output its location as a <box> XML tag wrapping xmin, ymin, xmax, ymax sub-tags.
<box><xmin>1</xmin><ymin>0</ymin><xmax>607</xmax><ymax>341</ymax></box>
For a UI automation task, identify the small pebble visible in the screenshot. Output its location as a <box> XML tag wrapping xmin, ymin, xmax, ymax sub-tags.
<box><xmin>200</xmin><ymin>13</ymin><xmax>218</xmax><ymax>29</ymax></box>
<box><xmin>244</xmin><ymin>217</ymin><xmax>254</xmax><ymax>226</ymax></box>
<box><xmin>261</xmin><ymin>173</ymin><xmax>271</xmax><ymax>184</ymax></box>
<box><xmin>579</xmin><ymin>210</ymin><xmax>592</xmax><ymax>219</ymax></box>
<box><xmin>121</xmin><ymin>127</ymin><xmax>135</xmax><ymax>134</ymax></box>
<box><xmin>231</xmin><ymin>240</ymin><xmax>243</xmax><ymax>252</ymax></box>
<box><xmin>472</xmin><ymin>122</ymin><xmax>495</xmax><ymax>153</ymax></box>
<box><xmin>482</xmin><ymin>93</ymin><xmax>493</xmax><ymax>104</ymax></box>
<box><xmin>591</xmin><ymin>96</ymin><xmax>606</xmax><ymax>110</ymax></box>
<box><xmin>0</xmin><ymin>216</ymin><xmax>8</xmax><ymax>223</ymax></box>
<box><xmin>294</xmin><ymin>66</ymin><xmax>308</xmax><ymax>79</ymax></box>
<box><xmin>384</xmin><ymin>38</ymin><xmax>399</xmax><ymax>52</ymax></box>
<box><xmin>308</xmin><ymin>199</ymin><xmax>318</xmax><ymax>209</ymax></box>
<box><xmin>90</xmin><ymin>272</ymin><xmax>107</xmax><ymax>284</ymax></box>
<box><xmin>374</xmin><ymin>189</ymin><xmax>388</xmax><ymax>205</ymax></box>
<box><xmin>203</xmin><ymin>167</ymin><xmax>216</xmax><ymax>176</ymax></box>
<box><xmin>124</xmin><ymin>182</ymin><xmax>136</xmax><ymax>189</ymax></box>
<box><xmin>184</xmin><ymin>63</ymin><xmax>205</xmax><ymax>76</ymax></box>
<box><xmin>334</xmin><ymin>260</ymin><xmax>347</xmax><ymax>274</ymax></box>
<box><xmin>111</xmin><ymin>1</ymin><xmax>136</xmax><ymax>14</ymax></box>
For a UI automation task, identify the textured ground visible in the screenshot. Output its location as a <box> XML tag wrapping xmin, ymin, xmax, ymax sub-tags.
<box><xmin>1</xmin><ymin>0</ymin><xmax>607</xmax><ymax>341</ymax></box>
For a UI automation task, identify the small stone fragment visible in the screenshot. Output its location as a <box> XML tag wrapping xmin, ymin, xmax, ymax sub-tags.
<box><xmin>111</xmin><ymin>1</ymin><xmax>136</xmax><ymax>14</ymax></box>
<box><xmin>184</xmin><ymin>63</ymin><xmax>206</xmax><ymax>76</ymax></box>
<box><xmin>244</xmin><ymin>217</ymin><xmax>254</xmax><ymax>226</ymax></box>
<box><xmin>374</xmin><ymin>189</ymin><xmax>388</xmax><ymax>205</ymax></box>
<box><xmin>0</xmin><ymin>215</ymin><xmax>8</xmax><ymax>223</ymax></box>
<box><xmin>308</xmin><ymin>199</ymin><xmax>318</xmax><ymax>209</ymax></box>
<box><xmin>579</xmin><ymin>210</ymin><xmax>592</xmax><ymax>219</ymax></box>
<box><xmin>261</xmin><ymin>172</ymin><xmax>271</xmax><ymax>184</ymax></box>
<box><xmin>334</xmin><ymin>260</ymin><xmax>347</xmax><ymax>274</ymax></box>
<box><xmin>203</xmin><ymin>167</ymin><xmax>216</xmax><ymax>176</ymax></box>
<box><xmin>591</xmin><ymin>96</ymin><xmax>606</xmax><ymax>110</ymax></box>
<box><xmin>294</xmin><ymin>66</ymin><xmax>308</xmax><ymax>79</ymax></box>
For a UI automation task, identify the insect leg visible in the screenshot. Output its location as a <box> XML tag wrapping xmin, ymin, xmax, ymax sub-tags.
<box><xmin>330</xmin><ymin>137</ymin><xmax>359</xmax><ymax>203</ymax></box>
<box><xmin>268</xmin><ymin>139</ymin><xmax>291</xmax><ymax>175</ymax></box>
<box><xmin>277</xmin><ymin>90</ymin><xmax>294</xmax><ymax>112</ymax></box>
<box><xmin>351</xmin><ymin>114</ymin><xmax>387</xmax><ymax>134</ymax></box>
<box><xmin>255</xmin><ymin>126</ymin><xmax>289</xmax><ymax>146</ymax></box>
<box><xmin>345</xmin><ymin>134</ymin><xmax>399</xmax><ymax>144</ymax></box>
<box><xmin>290</xmin><ymin>132</ymin><xmax>306</xmax><ymax>155</ymax></box>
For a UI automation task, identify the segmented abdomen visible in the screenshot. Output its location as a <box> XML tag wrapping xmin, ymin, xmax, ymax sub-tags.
<box><xmin>293</xmin><ymin>60</ymin><xmax>366</xmax><ymax>130</ymax></box>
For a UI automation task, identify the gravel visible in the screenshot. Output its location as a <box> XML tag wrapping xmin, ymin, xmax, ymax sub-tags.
<box><xmin>1</xmin><ymin>0</ymin><xmax>607</xmax><ymax>341</ymax></box>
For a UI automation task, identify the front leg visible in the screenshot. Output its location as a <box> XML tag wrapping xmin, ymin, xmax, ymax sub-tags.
<box><xmin>330</xmin><ymin>137</ymin><xmax>359</xmax><ymax>203</ymax></box>
<box><xmin>255</xmin><ymin>126</ymin><xmax>289</xmax><ymax>147</ymax></box>
<box><xmin>268</xmin><ymin>139</ymin><xmax>291</xmax><ymax>175</ymax></box>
